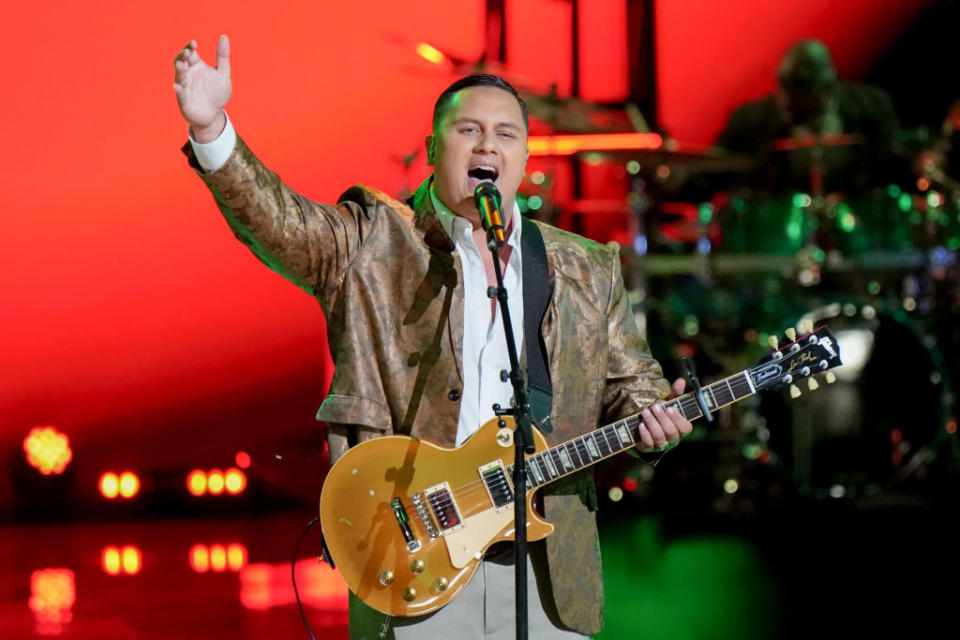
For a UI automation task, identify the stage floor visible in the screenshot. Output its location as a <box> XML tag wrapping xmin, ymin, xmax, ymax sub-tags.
<box><xmin>0</xmin><ymin>500</ymin><xmax>955</xmax><ymax>639</ymax></box>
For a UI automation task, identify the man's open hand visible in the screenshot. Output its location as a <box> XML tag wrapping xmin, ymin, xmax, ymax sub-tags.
<box><xmin>173</xmin><ymin>35</ymin><xmax>231</xmax><ymax>143</ymax></box>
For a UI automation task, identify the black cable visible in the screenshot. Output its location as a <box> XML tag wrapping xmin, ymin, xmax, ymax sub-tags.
<box><xmin>292</xmin><ymin>516</ymin><xmax>322</xmax><ymax>640</ymax></box>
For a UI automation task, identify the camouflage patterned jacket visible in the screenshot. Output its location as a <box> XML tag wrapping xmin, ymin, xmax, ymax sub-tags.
<box><xmin>188</xmin><ymin>137</ymin><xmax>670</xmax><ymax>635</ymax></box>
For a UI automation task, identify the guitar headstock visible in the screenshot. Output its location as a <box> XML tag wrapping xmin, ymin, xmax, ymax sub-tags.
<box><xmin>749</xmin><ymin>321</ymin><xmax>843</xmax><ymax>395</ymax></box>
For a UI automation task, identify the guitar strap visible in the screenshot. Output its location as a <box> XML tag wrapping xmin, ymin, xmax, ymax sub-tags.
<box><xmin>520</xmin><ymin>216</ymin><xmax>554</xmax><ymax>433</ymax></box>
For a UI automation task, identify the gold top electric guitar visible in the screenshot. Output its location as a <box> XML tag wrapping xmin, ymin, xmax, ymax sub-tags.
<box><xmin>319</xmin><ymin>325</ymin><xmax>842</xmax><ymax>617</ymax></box>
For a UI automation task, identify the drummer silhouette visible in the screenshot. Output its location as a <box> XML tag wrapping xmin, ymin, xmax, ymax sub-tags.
<box><xmin>717</xmin><ymin>39</ymin><xmax>901</xmax><ymax>196</ymax></box>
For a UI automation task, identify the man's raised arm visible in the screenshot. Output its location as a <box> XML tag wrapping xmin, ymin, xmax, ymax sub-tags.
<box><xmin>172</xmin><ymin>36</ymin><xmax>374</xmax><ymax>299</ymax></box>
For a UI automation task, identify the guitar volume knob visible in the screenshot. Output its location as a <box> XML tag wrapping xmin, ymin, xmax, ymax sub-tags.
<box><xmin>410</xmin><ymin>559</ymin><xmax>425</xmax><ymax>574</ymax></box>
<box><xmin>402</xmin><ymin>586</ymin><xmax>417</xmax><ymax>602</ymax></box>
<box><xmin>433</xmin><ymin>577</ymin><xmax>449</xmax><ymax>592</ymax></box>
<box><xmin>378</xmin><ymin>570</ymin><xmax>395</xmax><ymax>586</ymax></box>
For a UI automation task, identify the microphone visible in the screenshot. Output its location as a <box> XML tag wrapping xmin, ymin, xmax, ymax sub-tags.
<box><xmin>474</xmin><ymin>182</ymin><xmax>505</xmax><ymax>244</ymax></box>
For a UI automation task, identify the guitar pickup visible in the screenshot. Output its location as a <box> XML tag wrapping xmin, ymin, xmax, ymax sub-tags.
<box><xmin>391</xmin><ymin>497</ymin><xmax>420</xmax><ymax>552</ymax></box>
<box><xmin>478</xmin><ymin>461</ymin><xmax>514</xmax><ymax>511</ymax></box>
<box><xmin>423</xmin><ymin>482</ymin><xmax>464</xmax><ymax>533</ymax></box>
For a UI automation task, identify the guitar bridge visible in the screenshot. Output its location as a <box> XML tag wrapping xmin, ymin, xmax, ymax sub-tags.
<box><xmin>423</xmin><ymin>482</ymin><xmax>464</xmax><ymax>533</ymax></box>
<box><xmin>412</xmin><ymin>493</ymin><xmax>439</xmax><ymax>539</ymax></box>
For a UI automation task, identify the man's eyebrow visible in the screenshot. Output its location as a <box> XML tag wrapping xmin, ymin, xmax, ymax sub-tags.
<box><xmin>452</xmin><ymin>117</ymin><xmax>522</xmax><ymax>131</ymax></box>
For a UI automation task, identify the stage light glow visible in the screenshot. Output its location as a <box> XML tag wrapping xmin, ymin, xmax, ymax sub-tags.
<box><xmin>224</xmin><ymin>468</ymin><xmax>247</xmax><ymax>494</ymax></box>
<box><xmin>622</xmin><ymin>477</ymin><xmax>639</xmax><ymax>492</ymax></box>
<box><xmin>102</xmin><ymin>547</ymin><xmax>121</xmax><ymax>575</ymax></box>
<box><xmin>102</xmin><ymin>546</ymin><xmax>141</xmax><ymax>575</ymax></box>
<box><xmin>121</xmin><ymin>546</ymin><xmax>142</xmax><ymax>575</ymax></box>
<box><xmin>946</xmin><ymin>420</ymin><xmax>957</xmax><ymax>435</ymax></box>
<box><xmin>227</xmin><ymin>543</ymin><xmax>248</xmax><ymax>571</ymax></box>
<box><xmin>239</xmin><ymin>560</ymin><xmax>348</xmax><ymax>612</ymax></box>
<box><xmin>415</xmin><ymin>42</ymin><xmax>446</xmax><ymax>65</ymax></box>
<box><xmin>210</xmin><ymin>544</ymin><xmax>227</xmax><ymax>572</ymax></box>
<box><xmin>207</xmin><ymin>469</ymin><xmax>225</xmax><ymax>495</ymax></box>
<box><xmin>723</xmin><ymin>479</ymin><xmax>739</xmax><ymax>494</ymax></box>
<box><xmin>100</xmin><ymin>472</ymin><xmax>120</xmax><ymax>499</ymax></box>
<box><xmin>235</xmin><ymin>451</ymin><xmax>251</xmax><ymax>469</ymax></box>
<box><xmin>29</xmin><ymin>568</ymin><xmax>75</xmax><ymax>626</ymax></box>
<box><xmin>118</xmin><ymin>471</ymin><xmax>140</xmax><ymax>498</ymax></box>
<box><xmin>190</xmin><ymin>544</ymin><xmax>210</xmax><ymax>573</ymax></box>
<box><xmin>23</xmin><ymin>426</ymin><xmax>73</xmax><ymax>475</ymax></box>
<box><xmin>528</xmin><ymin>132</ymin><xmax>662</xmax><ymax>156</ymax></box>
<box><xmin>187</xmin><ymin>469</ymin><xmax>207</xmax><ymax>496</ymax></box>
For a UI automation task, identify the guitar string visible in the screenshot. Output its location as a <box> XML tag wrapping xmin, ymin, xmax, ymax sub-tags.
<box><xmin>396</xmin><ymin>373</ymin><xmax>759</xmax><ymax>526</ymax></box>
<box><xmin>399</xmin><ymin>348</ymin><xmax>816</xmax><ymax>519</ymax></box>
<box><xmin>394</xmin><ymin>394</ymin><xmax>707</xmax><ymax>518</ymax></box>
<box><xmin>402</xmin><ymin>375</ymin><xmax>758</xmax><ymax>518</ymax></box>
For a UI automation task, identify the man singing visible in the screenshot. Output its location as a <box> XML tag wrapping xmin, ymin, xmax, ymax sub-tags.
<box><xmin>173</xmin><ymin>35</ymin><xmax>691</xmax><ymax>639</ymax></box>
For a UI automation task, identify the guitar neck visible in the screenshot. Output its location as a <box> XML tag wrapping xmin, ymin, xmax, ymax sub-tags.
<box><xmin>510</xmin><ymin>371</ymin><xmax>756</xmax><ymax>489</ymax></box>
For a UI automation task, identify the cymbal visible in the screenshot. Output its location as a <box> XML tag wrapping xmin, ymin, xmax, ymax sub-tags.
<box><xmin>575</xmin><ymin>144</ymin><xmax>757</xmax><ymax>174</ymax></box>
<box><xmin>768</xmin><ymin>133</ymin><xmax>864</xmax><ymax>152</ymax></box>
<box><xmin>519</xmin><ymin>88</ymin><xmax>633</xmax><ymax>134</ymax></box>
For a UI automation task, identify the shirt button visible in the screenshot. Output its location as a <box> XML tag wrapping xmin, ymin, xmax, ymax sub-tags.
<box><xmin>447</xmin><ymin>389</ymin><xmax>462</xmax><ymax>401</ymax></box>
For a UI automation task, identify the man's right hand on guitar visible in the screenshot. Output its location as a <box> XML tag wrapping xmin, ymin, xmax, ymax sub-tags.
<box><xmin>173</xmin><ymin>35</ymin><xmax>232</xmax><ymax>143</ymax></box>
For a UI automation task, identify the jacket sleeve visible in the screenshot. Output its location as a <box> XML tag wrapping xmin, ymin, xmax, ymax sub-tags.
<box><xmin>599</xmin><ymin>252</ymin><xmax>671</xmax><ymax>425</ymax></box>
<box><xmin>184</xmin><ymin>136</ymin><xmax>375</xmax><ymax>302</ymax></box>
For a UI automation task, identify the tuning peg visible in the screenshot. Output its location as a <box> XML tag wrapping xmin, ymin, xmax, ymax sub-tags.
<box><xmin>825</xmin><ymin>371</ymin><xmax>837</xmax><ymax>384</ymax></box>
<box><xmin>767</xmin><ymin>335</ymin><xmax>779</xmax><ymax>350</ymax></box>
<box><xmin>785</xmin><ymin>328</ymin><xmax>797</xmax><ymax>341</ymax></box>
<box><xmin>801</xmin><ymin>319</ymin><xmax>814</xmax><ymax>334</ymax></box>
<box><xmin>807</xmin><ymin>378</ymin><xmax>819</xmax><ymax>391</ymax></box>
<box><xmin>789</xmin><ymin>384</ymin><xmax>802</xmax><ymax>399</ymax></box>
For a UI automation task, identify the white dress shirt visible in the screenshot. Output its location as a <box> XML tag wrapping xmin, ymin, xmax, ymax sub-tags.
<box><xmin>190</xmin><ymin>122</ymin><xmax>526</xmax><ymax>446</ymax></box>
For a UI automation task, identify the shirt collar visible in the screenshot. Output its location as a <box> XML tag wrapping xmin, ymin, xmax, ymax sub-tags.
<box><xmin>430</xmin><ymin>184</ymin><xmax>523</xmax><ymax>249</ymax></box>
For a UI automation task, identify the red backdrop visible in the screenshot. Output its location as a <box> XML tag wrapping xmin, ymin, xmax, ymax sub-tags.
<box><xmin>0</xmin><ymin>0</ymin><xmax>930</xmax><ymax>505</ymax></box>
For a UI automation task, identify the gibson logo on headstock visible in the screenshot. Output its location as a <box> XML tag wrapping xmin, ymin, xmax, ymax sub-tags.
<box><xmin>818</xmin><ymin>337</ymin><xmax>837</xmax><ymax>358</ymax></box>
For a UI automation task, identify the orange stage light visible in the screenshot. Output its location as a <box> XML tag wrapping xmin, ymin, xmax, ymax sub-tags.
<box><xmin>210</xmin><ymin>544</ymin><xmax>227</xmax><ymax>572</ymax></box>
<box><xmin>224</xmin><ymin>468</ymin><xmax>247</xmax><ymax>494</ymax></box>
<box><xmin>415</xmin><ymin>42</ymin><xmax>447</xmax><ymax>66</ymax></box>
<box><xmin>102</xmin><ymin>547</ymin><xmax>121</xmax><ymax>575</ymax></box>
<box><xmin>240</xmin><ymin>560</ymin><xmax>348</xmax><ymax>612</ymax></box>
<box><xmin>99</xmin><ymin>472</ymin><xmax>120</xmax><ymax>499</ymax></box>
<box><xmin>101</xmin><ymin>546</ymin><xmax>142</xmax><ymax>575</ymax></box>
<box><xmin>190</xmin><ymin>543</ymin><xmax>247</xmax><ymax>572</ymax></box>
<box><xmin>29</xmin><ymin>568</ymin><xmax>75</xmax><ymax>626</ymax></box>
<box><xmin>186</xmin><ymin>469</ymin><xmax>207</xmax><ymax>496</ymax></box>
<box><xmin>118</xmin><ymin>471</ymin><xmax>140</xmax><ymax>498</ymax></box>
<box><xmin>121</xmin><ymin>546</ymin><xmax>142</xmax><ymax>575</ymax></box>
<box><xmin>189</xmin><ymin>544</ymin><xmax>210</xmax><ymax>573</ymax></box>
<box><xmin>527</xmin><ymin>132</ymin><xmax>663</xmax><ymax>156</ymax></box>
<box><xmin>227</xmin><ymin>543</ymin><xmax>248</xmax><ymax>571</ymax></box>
<box><xmin>207</xmin><ymin>469</ymin><xmax>225</xmax><ymax>495</ymax></box>
<box><xmin>23</xmin><ymin>426</ymin><xmax>73</xmax><ymax>475</ymax></box>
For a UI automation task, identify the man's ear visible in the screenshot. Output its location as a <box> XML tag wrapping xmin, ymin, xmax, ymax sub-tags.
<box><xmin>425</xmin><ymin>135</ymin><xmax>436</xmax><ymax>166</ymax></box>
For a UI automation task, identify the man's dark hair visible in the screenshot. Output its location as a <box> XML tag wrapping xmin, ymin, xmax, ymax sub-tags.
<box><xmin>432</xmin><ymin>74</ymin><xmax>529</xmax><ymax>132</ymax></box>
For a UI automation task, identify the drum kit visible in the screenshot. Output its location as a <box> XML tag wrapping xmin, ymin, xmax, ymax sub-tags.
<box><xmin>510</xmin><ymin>87</ymin><xmax>960</xmax><ymax>503</ymax></box>
<box><xmin>386</xmin><ymin>38</ymin><xmax>960</xmax><ymax>500</ymax></box>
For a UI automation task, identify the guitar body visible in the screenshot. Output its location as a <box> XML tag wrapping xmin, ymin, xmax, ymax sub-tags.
<box><xmin>319</xmin><ymin>324</ymin><xmax>842</xmax><ymax>618</ymax></box>
<box><xmin>319</xmin><ymin>417</ymin><xmax>554</xmax><ymax>617</ymax></box>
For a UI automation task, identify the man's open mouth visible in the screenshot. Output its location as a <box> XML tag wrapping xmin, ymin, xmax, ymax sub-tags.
<box><xmin>467</xmin><ymin>166</ymin><xmax>499</xmax><ymax>182</ymax></box>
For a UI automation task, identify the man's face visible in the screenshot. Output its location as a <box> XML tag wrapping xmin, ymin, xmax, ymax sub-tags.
<box><xmin>428</xmin><ymin>86</ymin><xmax>528</xmax><ymax>224</ymax></box>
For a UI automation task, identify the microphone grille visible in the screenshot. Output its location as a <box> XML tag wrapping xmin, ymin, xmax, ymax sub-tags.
<box><xmin>473</xmin><ymin>181</ymin><xmax>501</xmax><ymax>206</ymax></box>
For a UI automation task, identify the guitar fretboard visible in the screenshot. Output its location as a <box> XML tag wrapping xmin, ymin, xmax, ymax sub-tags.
<box><xmin>508</xmin><ymin>371</ymin><xmax>755</xmax><ymax>488</ymax></box>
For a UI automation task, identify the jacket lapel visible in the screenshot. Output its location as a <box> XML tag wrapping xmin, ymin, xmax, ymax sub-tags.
<box><xmin>410</xmin><ymin>177</ymin><xmax>464</xmax><ymax>387</ymax></box>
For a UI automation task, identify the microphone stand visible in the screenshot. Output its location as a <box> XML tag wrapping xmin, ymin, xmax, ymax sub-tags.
<box><xmin>482</xmin><ymin>215</ymin><xmax>535</xmax><ymax>640</ymax></box>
